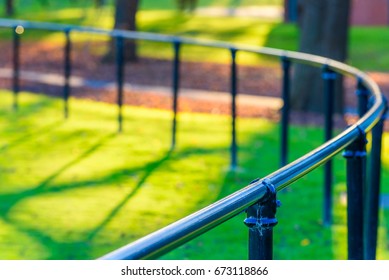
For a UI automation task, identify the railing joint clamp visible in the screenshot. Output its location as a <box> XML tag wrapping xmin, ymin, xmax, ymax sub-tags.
<box><xmin>173</xmin><ymin>39</ymin><xmax>181</xmax><ymax>48</ymax></box>
<box><xmin>322</xmin><ymin>71</ymin><xmax>337</xmax><ymax>80</ymax></box>
<box><xmin>356</xmin><ymin>125</ymin><xmax>368</xmax><ymax>143</ymax></box>
<box><xmin>230</xmin><ymin>47</ymin><xmax>238</xmax><ymax>58</ymax></box>
<box><xmin>64</xmin><ymin>27</ymin><xmax>72</xmax><ymax>35</ymax></box>
<box><xmin>281</xmin><ymin>56</ymin><xmax>291</xmax><ymax>70</ymax></box>
<box><xmin>342</xmin><ymin>150</ymin><xmax>367</xmax><ymax>158</ymax></box>
<box><xmin>322</xmin><ymin>65</ymin><xmax>337</xmax><ymax>80</ymax></box>
<box><xmin>244</xmin><ymin>179</ymin><xmax>279</xmax><ymax>230</ymax></box>
<box><xmin>356</xmin><ymin>88</ymin><xmax>369</xmax><ymax>97</ymax></box>
<box><xmin>342</xmin><ymin>125</ymin><xmax>367</xmax><ymax>158</ymax></box>
<box><xmin>356</xmin><ymin>77</ymin><xmax>369</xmax><ymax>96</ymax></box>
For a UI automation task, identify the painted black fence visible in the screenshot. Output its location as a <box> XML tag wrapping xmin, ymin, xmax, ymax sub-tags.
<box><xmin>0</xmin><ymin>19</ymin><xmax>387</xmax><ymax>260</ymax></box>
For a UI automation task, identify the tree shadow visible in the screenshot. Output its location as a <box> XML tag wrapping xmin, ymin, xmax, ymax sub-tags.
<box><xmin>0</xmin><ymin>93</ymin><xmax>60</xmax><ymax>120</ymax></box>
<box><xmin>0</xmin><ymin>145</ymin><xmax>228</xmax><ymax>259</ymax></box>
<box><xmin>35</xmin><ymin>132</ymin><xmax>116</xmax><ymax>190</ymax></box>
<box><xmin>0</xmin><ymin>132</ymin><xmax>116</xmax><ymax>215</ymax></box>
<box><xmin>86</xmin><ymin>150</ymin><xmax>173</xmax><ymax>241</ymax></box>
<box><xmin>261</xmin><ymin>21</ymin><xmax>298</xmax><ymax>51</ymax></box>
<box><xmin>0</xmin><ymin>120</ymin><xmax>63</xmax><ymax>153</ymax></box>
<box><xmin>1</xmin><ymin>215</ymin><xmax>93</xmax><ymax>259</ymax></box>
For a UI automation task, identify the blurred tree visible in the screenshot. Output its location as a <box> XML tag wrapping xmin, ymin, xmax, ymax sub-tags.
<box><xmin>5</xmin><ymin>0</ymin><xmax>14</xmax><ymax>16</ymax></box>
<box><xmin>176</xmin><ymin>0</ymin><xmax>198</xmax><ymax>12</ymax></box>
<box><xmin>291</xmin><ymin>0</ymin><xmax>351</xmax><ymax>113</ymax></box>
<box><xmin>105</xmin><ymin>0</ymin><xmax>139</xmax><ymax>62</ymax></box>
<box><xmin>94</xmin><ymin>0</ymin><xmax>106</xmax><ymax>8</ymax></box>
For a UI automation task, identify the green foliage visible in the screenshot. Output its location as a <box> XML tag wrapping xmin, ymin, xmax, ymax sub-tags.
<box><xmin>0</xmin><ymin>91</ymin><xmax>388</xmax><ymax>260</ymax></box>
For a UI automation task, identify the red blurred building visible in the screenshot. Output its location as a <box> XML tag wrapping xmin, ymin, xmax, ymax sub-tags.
<box><xmin>351</xmin><ymin>0</ymin><xmax>389</xmax><ymax>25</ymax></box>
<box><xmin>285</xmin><ymin>0</ymin><xmax>389</xmax><ymax>26</ymax></box>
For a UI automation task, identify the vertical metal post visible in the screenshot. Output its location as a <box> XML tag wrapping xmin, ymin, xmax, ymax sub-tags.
<box><xmin>230</xmin><ymin>48</ymin><xmax>238</xmax><ymax>170</ymax></box>
<box><xmin>342</xmin><ymin>79</ymin><xmax>369</xmax><ymax>260</ymax></box>
<box><xmin>356</xmin><ymin>79</ymin><xmax>369</xmax><ymax>117</ymax></box>
<box><xmin>12</xmin><ymin>26</ymin><xmax>20</xmax><ymax>111</ymax></box>
<box><xmin>280</xmin><ymin>57</ymin><xmax>291</xmax><ymax>167</ymax></box>
<box><xmin>63</xmin><ymin>28</ymin><xmax>72</xmax><ymax>119</ymax></box>
<box><xmin>365</xmin><ymin>96</ymin><xmax>387</xmax><ymax>260</ymax></box>
<box><xmin>322</xmin><ymin>65</ymin><xmax>336</xmax><ymax>226</ymax></box>
<box><xmin>365</xmin><ymin>117</ymin><xmax>384</xmax><ymax>259</ymax></box>
<box><xmin>171</xmin><ymin>41</ymin><xmax>181</xmax><ymax>150</ymax></box>
<box><xmin>354</xmin><ymin>79</ymin><xmax>369</xmax><ymax>259</ymax></box>
<box><xmin>116</xmin><ymin>36</ymin><xmax>124</xmax><ymax>133</ymax></box>
<box><xmin>343</xmin><ymin>127</ymin><xmax>367</xmax><ymax>260</ymax></box>
<box><xmin>244</xmin><ymin>180</ymin><xmax>279</xmax><ymax>260</ymax></box>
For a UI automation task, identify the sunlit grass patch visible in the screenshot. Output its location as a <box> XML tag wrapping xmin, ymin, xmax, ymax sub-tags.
<box><xmin>0</xmin><ymin>90</ymin><xmax>388</xmax><ymax>259</ymax></box>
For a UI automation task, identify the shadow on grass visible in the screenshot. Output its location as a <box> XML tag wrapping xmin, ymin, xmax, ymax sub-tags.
<box><xmin>0</xmin><ymin>132</ymin><xmax>116</xmax><ymax>214</ymax></box>
<box><xmin>0</xmin><ymin>92</ymin><xmax>59</xmax><ymax>114</ymax></box>
<box><xmin>0</xmin><ymin>142</ymin><xmax>228</xmax><ymax>259</ymax></box>
<box><xmin>86</xmin><ymin>150</ymin><xmax>173</xmax><ymax>241</ymax></box>
<box><xmin>0</xmin><ymin>120</ymin><xmax>63</xmax><ymax>152</ymax></box>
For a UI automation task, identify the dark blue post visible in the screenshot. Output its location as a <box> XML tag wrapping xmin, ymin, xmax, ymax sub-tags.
<box><xmin>280</xmin><ymin>57</ymin><xmax>291</xmax><ymax>167</ymax></box>
<box><xmin>356</xmin><ymin>79</ymin><xmax>369</xmax><ymax>117</ymax></box>
<box><xmin>365</xmin><ymin>95</ymin><xmax>387</xmax><ymax>260</ymax></box>
<box><xmin>230</xmin><ymin>48</ymin><xmax>238</xmax><ymax>170</ymax></box>
<box><xmin>63</xmin><ymin>28</ymin><xmax>72</xmax><ymax>119</ymax></box>
<box><xmin>171</xmin><ymin>41</ymin><xmax>181</xmax><ymax>150</ymax></box>
<box><xmin>343</xmin><ymin>81</ymin><xmax>369</xmax><ymax>260</ymax></box>
<box><xmin>12</xmin><ymin>26</ymin><xmax>20</xmax><ymax>111</ymax></box>
<box><xmin>322</xmin><ymin>65</ymin><xmax>336</xmax><ymax>226</ymax></box>
<box><xmin>244</xmin><ymin>180</ymin><xmax>279</xmax><ymax>260</ymax></box>
<box><xmin>116</xmin><ymin>36</ymin><xmax>124</xmax><ymax>133</ymax></box>
<box><xmin>343</xmin><ymin>128</ymin><xmax>367</xmax><ymax>260</ymax></box>
<box><xmin>365</xmin><ymin>117</ymin><xmax>384</xmax><ymax>259</ymax></box>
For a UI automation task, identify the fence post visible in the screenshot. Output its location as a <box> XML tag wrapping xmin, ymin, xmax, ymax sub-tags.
<box><xmin>322</xmin><ymin>65</ymin><xmax>336</xmax><ymax>226</ymax></box>
<box><xmin>342</xmin><ymin>79</ymin><xmax>369</xmax><ymax>260</ymax></box>
<box><xmin>12</xmin><ymin>25</ymin><xmax>20</xmax><ymax>111</ymax></box>
<box><xmin>365</xmin><ymin>95</ymin><xmax>387</xmax><ymax>260</ymax></box>
<box><xmin>171</xmin><ymin>41</ymin><xmax>181</xmax><ymax>150</ymax></box>
<box><xmin>116</xmin><ymin>35</ymin><xmax>124</xmax><ymax>133</ymax></box>
<box><xmin>356</xmin><ymin>78</ymin><xmax>369</xmax><ymax>117</ymax></box>
<box><xmin>280</xmin><ymin>57</ymin><xmax>291</xmax><ymax>167</ymax></box>
<box><xmin>244</xmin><ymin>179</ymin><xmax>279</xmax><ymax>260</ymax></box>
<box><xmin>63</xmin><ymin>28</ymin><xmax>72</xmax><ymax>119</ymax></box>
<box><xmin>230</xmin><ymin>48</ymin><xmax>238</xmax><ymax>170</ymax></box>
<box><xmin>343</xmin><ymin>126</ymin><xmax>366</xmax><ymax>260</ymax></box>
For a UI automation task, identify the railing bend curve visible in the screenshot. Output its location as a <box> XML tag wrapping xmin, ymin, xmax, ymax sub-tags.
<box><xmin>0</xmin><ymin>19</ymin><xmax>386</xmax><ymax>260</ymax></box>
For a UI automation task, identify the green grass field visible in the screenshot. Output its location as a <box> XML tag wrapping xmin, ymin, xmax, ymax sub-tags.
<box><xmin>0</xmin><ymin>91</ymin><xmax>388</xmax><ymax>260</ymax></box>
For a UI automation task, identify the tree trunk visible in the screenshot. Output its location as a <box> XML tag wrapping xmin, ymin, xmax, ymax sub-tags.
<box><xmin>5</xmin><ymin>0</ymin><xmax>14</xmax><ymax>16</ymax></box>
<box><xmin>291</xmin><ymin>0</ymin><xmax>350</xmax><ymax>114</ymax></box>
<box><xmin>104</xmin><ymin>0</ymin><xmax>139</xmax><ymax>62</ymax></box>
<box><xmin>94</xmin><ymin>0</ymin><xmax>105</xmax><ymax>8</ymax></box>
<box><xmin>176</xmin><ymin>0</ymin><xmax>198</xmax><ymax>12</ymax></box>
<box><xmin>116</xmin><ymin>0</ymin><xmax>139</xmax><ymax>61</ymax></box>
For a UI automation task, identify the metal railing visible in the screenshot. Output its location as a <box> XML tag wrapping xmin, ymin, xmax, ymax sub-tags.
<box><xmin>0</xmin><ymin>19</ymin><xmax>387</xmax><ymax>260</ymax></box>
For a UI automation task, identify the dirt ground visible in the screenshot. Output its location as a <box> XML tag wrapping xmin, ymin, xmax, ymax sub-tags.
<box><xmin>0</xmin><ymin>41</ymin><xmax>388</xmax><ymax>128</ymax></box>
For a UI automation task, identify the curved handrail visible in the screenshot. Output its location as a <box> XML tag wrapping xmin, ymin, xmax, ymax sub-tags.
<box><xmin>0</xmin><ymin>19</ymin><xmax>386</xmax><ymax>260</ymax></box>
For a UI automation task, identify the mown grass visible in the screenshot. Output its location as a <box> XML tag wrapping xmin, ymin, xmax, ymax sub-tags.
<box><xmin>0</xmin><ymin>91</ymin><xmax>388</xmax><ymax>260</ymax></box>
